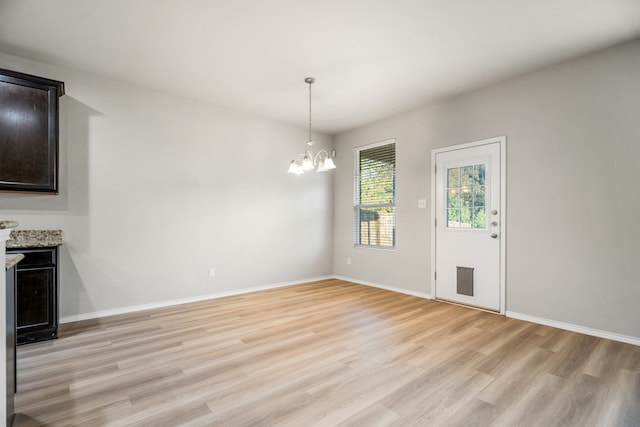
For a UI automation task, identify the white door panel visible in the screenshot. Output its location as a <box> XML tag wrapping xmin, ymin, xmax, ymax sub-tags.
<box><xmin>433</xmin><ymin>139</ymin><xmax>504</xmax><ymax>311</ymax></box>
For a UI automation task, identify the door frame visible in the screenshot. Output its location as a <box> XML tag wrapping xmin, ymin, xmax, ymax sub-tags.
<box><xmin>430</xmin><ymin>136</ymin><xmax>507</xmax><ymax>314</ymax></box>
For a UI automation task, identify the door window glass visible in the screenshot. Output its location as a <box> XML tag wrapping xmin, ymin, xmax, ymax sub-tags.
<box><xmin>447</xmin><ymin>164</ymin><xmax>486</xmax><ymax>228</ymax></box>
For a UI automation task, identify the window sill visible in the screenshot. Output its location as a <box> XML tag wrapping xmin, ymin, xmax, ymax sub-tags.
<box><xmin>354</xmin><ymin>244</ymin><xmax>396</xmax><ymax>251</ymax></box>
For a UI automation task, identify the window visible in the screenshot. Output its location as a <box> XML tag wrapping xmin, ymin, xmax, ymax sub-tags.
<box><xmin>354</xmin><ymin>140</ymin><xmax>396</xmax><ymax>248</ymax></box>
<box><xmin>446</xmin><ymin>164</ymin><xmax>486</xmax><ymax>228</ymax></box>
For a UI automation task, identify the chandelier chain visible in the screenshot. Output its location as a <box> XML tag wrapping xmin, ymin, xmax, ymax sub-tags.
<box><xmin>308</xmin><ymin>79</ymin><xmax>312</xmax><ymax>142</ymax></box>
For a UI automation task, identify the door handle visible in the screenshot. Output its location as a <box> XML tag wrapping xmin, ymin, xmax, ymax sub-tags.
<box><xmin>490</xmin><ymin>233</ymin><xmax>498</xmax><ymax>239</ymax></box>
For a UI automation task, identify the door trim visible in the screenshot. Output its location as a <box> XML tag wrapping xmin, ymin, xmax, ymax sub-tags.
<box><xmin>430</xmin><ymin>136</ymin><xmax>507</xmax><ymax>314</ymax></box>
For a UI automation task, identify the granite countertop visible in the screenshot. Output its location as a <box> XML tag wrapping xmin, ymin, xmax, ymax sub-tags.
<box><xmin>6</xmin><ymin>254</ymin><xmax>24</xmax><ymax>270</ymax></box>
<box><xmin>6</xmin><ymin>230</ymin><xmax>63</xmax><ymax>249</ymax></box>
<box><xmin>0</xmin><ymin>221</ymin><xmax>19</xmax><ymax>230</ymax></box>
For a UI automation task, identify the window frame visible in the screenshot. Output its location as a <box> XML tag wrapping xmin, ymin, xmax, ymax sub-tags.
<box><xmin>353</xmin><ymin>139</ymin><xmax>396</xmax><ymax>250</ymax></box>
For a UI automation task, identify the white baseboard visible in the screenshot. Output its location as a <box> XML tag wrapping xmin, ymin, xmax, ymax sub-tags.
<box><xmin>333</xmin><ymin>275</ymin><xmax>432</xmax><ymax>300</ymax></box>
<box><xmin>506</xmin><ymin>311</ymin><xmax>640</xmax><ymax>347</ymax></box>
<box><xmin>60</xmin><ymin>275</ymin><xmax>334</xmax><ymax>324</ymax></box>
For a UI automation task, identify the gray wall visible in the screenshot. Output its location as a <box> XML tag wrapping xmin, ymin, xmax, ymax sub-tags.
<box><xmin>0</xmin><ymin>53</ymin><xmax>334</xmax><ymax>319</ymax></box>
<box><xmin>2</xmin><ymin>38</ymin><xmax>639</xmax><ymax>340</ymax></box>
<box><xmin>333</xmin><ymin>38</ymin><xmax>640</xmax><ymax>339</ymax></box>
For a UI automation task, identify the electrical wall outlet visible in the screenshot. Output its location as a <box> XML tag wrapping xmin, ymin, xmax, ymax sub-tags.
<box><xmin>347</xmin><ymin>257</ymin><xmax>351</xmax><ymax>265</ymax></box>
<box><xmin>209</xmin><ymin>268</ymin><xmax>215</xmax><ymax>278</ymax></box>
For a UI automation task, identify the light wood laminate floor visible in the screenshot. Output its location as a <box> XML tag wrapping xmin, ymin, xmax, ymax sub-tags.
<box><xmin>14</xmin><ymin>279</ymin><xmax>640</xmax><ymax>426</ymax></box>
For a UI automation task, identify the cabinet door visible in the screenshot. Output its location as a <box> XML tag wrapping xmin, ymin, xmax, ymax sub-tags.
<box><xmin>16</xmin><ymin>268</ymin><xmax>55</xmax><ymax>332</ymax></box>
<box><xmin>0</xmin><ymin>69</ymin><xmax>64</xmax><ymax>193</ymax></box>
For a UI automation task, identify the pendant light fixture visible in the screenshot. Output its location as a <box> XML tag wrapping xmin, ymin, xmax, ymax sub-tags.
<box><xmin>287</xmin><ymin>77</ymin><xmax>336</xmax><ymax>174</ymax></box>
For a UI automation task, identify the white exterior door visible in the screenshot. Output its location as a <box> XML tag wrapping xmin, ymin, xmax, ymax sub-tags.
<box><xmin>432</xmin><ymin>137</ymin><xmax>505</xmax><ymax>312</ymax></box>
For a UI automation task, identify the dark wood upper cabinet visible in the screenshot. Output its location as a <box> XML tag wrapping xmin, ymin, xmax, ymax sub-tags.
<box><xmin>0</xmin><ymin>69</ymin><xmax>65</xmax><ymax>194</ymax></box>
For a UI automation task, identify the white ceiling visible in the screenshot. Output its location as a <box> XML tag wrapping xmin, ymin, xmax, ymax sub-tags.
<box><xmin>1</xmin><ymin>0</ymin><xmax>639</xmax><ymax>134</ymax></box>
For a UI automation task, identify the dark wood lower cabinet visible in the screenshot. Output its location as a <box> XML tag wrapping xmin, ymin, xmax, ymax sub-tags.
<box><xmin>6</xmin><ymin>263</ymin><xmax>16</xmax><ymax>426</ymax></box>
<box><xmin>7</xmin><ymin>247</ymin><xmax>59</xmax><ymax>345</ymax></box>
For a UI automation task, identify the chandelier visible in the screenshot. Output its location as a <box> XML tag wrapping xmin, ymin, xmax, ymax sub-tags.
<box><xmin>287</xmin><ymin>77</ymin><xmax>336</xmax><ymax>174</ymax></box>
